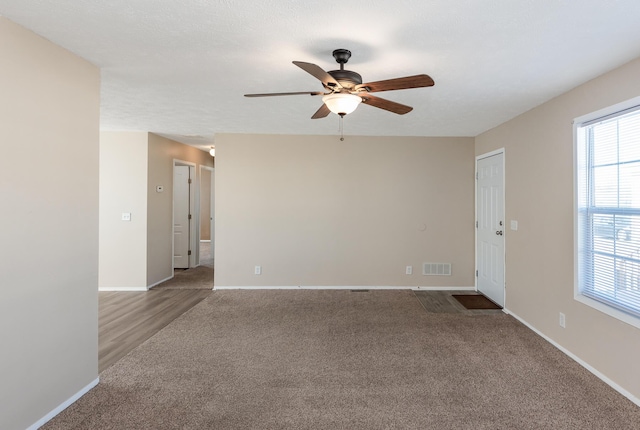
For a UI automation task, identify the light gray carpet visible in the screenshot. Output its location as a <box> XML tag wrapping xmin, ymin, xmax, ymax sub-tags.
<box><xmin>152</xmin><ymin>242</ymin><xmax>213</xmax><ymax>290</ymax></box>
<box><xmin>44</xmin><ymin>290</ymin><xmax>640</xmax><ymax>429</ymax></box>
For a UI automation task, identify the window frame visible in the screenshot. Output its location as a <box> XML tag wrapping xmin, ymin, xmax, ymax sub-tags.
<box><xmin>573</xmin><ymin>95</ymin><xmax>640</xmax><ymax>330</ymax></box>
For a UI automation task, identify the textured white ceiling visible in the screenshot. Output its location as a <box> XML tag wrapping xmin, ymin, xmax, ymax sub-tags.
<box><xmin>2</xmin><ymin>0</ymin><xmax>640</xmax><ymax>151</ymax></box>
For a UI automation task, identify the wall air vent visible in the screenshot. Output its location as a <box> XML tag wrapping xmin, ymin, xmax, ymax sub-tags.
<box><xmin>422</xmin><ymin>263</ymin><xmax>452</xmax><ymax>276</ymax></box>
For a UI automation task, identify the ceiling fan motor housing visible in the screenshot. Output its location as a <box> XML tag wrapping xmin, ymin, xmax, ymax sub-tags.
<box><xmin>327</xmin><ymin>69</ymin><xmax>362</xmax><ymax>90</ymax></box>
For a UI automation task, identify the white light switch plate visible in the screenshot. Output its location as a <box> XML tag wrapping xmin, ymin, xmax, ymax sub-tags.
<box><xmin>122</xmin><ymin>213</ymin><xmax>131</xmax><ymax>221</ymax></box>
<box><xmin>510</xmin><ymin>220</ymin><xmax>518</xmax><ymax>230</ymax></box>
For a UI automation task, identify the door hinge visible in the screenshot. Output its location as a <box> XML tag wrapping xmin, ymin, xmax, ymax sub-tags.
<box><xmin>475</xmin><ymin>221</ymin><xmax>478</xmax><ymax>228</ymax></box>
<box><xmin>188</xmin><ymin>250</ymin><xmax>192</xmax><ymax>256</ymax></box>
<box><xmin>476</xmin><ymin>172</ymin><xmax>478</xmax><ymax>180</ymax></box>
<box><xmin>188</xmin><ymin>214</ymin><xmax>192</xmax><ymax>220</ymax></box>
<box><xmin>476</xmin><ymin>270</ymin><xmax>478</xmax><ymax>277</ymax></box>
<box><xmin>188</xmin><ymin>178</ymin><xmax>192</xmax><ymax>184</ymax></box>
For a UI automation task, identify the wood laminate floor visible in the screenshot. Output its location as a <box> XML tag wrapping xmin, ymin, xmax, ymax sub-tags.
<box><xmin>99</xmin><ymin>289</ymin><xmax>212</xmax><ymax>372</ymax></box>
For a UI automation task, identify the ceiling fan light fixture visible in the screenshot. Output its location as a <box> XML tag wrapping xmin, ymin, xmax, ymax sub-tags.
<box><xmin>322</xmin><ymin>93</ymin><xmax>362</xmax><ymax>116</ymax></box>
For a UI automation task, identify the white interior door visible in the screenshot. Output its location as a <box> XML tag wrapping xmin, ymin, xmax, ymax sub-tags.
<box><xmin>174</xmin><ymin>165</ymin><xmax>190</xmax><ymax>269</ymax></box>
<box><xmin>476</xmin><ymin>152</ymin><xmax>505</xmax><ymax>307</ymax></box>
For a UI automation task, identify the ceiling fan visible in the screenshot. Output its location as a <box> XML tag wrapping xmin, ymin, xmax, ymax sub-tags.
<box><xmin>245</xmin><ymin>49</ymin><xmax>435</xmax><ymax>119</ymax></box>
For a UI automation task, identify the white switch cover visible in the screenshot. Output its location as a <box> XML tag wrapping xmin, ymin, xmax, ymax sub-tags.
<box><xmin>406</xmin><ymin>266</ymin><xmax>413</xmax><ymax>275</ymax></box>
<box><xmin>255</xmin><ymin>266</ymin><xmax>261</xmax><ymax>275</ymax></box>
<box><xmin>510</xmin><ymin>220</ymin><xmax>518</xmax><ymax>231</ymax></box>
<box><xmin>122</xmin><ymin>213</ymin><xmax>131</xmax><ymax>221</ymax></box>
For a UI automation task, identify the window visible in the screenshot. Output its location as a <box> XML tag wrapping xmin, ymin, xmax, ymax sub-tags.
<box><xmin>575</xmin><ymin>100</ymin><xmax>640</xmax><ymax>325</ymax></box>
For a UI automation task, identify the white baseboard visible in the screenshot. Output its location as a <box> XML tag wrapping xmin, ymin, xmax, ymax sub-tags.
<box><xmin>214</xmin><ymin>285</ymin><xmax>476</xmax><ymax>291</ymax></box>
<box><xmin>28</xmin><ymin>377</ymin><xmax>99</xmax><ymax>430</ymax></box>
<box><xmin>98</xmin><ymin>286</ymin><xmax>148</xmax><ymax>292</ymax></box>
<box><xmin>147</xmin><ymin>275</ymin><xmax>174</xmax><ymax>289</ymax></box>
<box><xmin>412</xmin><ymin>286</ymin><xmax>476</xmax><ymax>291</ymax></box>
<box><xmin>505</xmin><ymin>309</ymin><xmax>640</xmax><ymax>408</ymax></box>
<box><xmin>100</xmin><ymin>274</ymin><xmax>176</xmax><ymax>291</ymax></box>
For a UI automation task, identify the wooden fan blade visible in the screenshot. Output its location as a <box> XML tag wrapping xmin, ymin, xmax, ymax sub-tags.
<box><xmin>355</xmin><ymin>74</ymin><xmax>434</xmax><ymax>93</ymax></box>
<box><xmin>244</xmin><ymin>91</ymin><xmax>324</xmax><ymax>97</ymax></box>
<box><xmin>293</xmin><ymin>61</ymin><xmax>342</xmax><ymax>89</ymax></box>
<box><xmin>311</xmin><ymin>103</ymin><xmax>331</xmax><ymax>119</ymax></box>
<box><xmin>360</xmin><ymin>94</ymin><xmax>413</xmax><ymax>115</ymax></box>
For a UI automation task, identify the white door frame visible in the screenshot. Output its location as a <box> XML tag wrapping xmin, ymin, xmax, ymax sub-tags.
<box><xmin>173</xmin><ymin>159</ymin><xmax>198</xmax><ymax>270</ymax></box>
<box><xmin>475</xmin><ymin>148</ymin><xmax>506</xmax><ymax>307</ymax></box>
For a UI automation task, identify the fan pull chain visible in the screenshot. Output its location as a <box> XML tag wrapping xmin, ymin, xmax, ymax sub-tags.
<box><xmin>339</xmin><ymin>115</ymin><xmax>345</xmax><ymax>141</ymax></box>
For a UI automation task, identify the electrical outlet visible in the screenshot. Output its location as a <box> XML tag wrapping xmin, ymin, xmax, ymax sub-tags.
<box><xmin>406</xmin><ymin>265</ymin><xmax>413</xmax><ymax>275</ymax></box>
<box><xmin>559</xmin><ymin>312</ymin><xmax>566</xmax><ymax>328</ymax></box>
<box><xmin>254</xmin><ymin>266</ymin><xmax>261</xmax><ymax>275</ymax></box>
<box><xmin>121</xmin><ymin>212</ymin><xmax>131</xmax><ymax>221</ymax></box>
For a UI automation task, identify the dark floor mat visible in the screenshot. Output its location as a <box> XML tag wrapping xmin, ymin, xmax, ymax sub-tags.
<box><xmin>453</xmin><ymin>294</ymin><xmax>502</xmax><ymax>309</ymax></box>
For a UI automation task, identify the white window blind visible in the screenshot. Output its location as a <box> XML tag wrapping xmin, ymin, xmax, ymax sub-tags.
<box><xmin>576</xmin><ymin>105</ymin><xmax>640</xmax><ymax>319</ymax></box>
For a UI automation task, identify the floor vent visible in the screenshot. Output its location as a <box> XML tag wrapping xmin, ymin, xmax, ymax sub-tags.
<box><xmin>422</xmin><ymin>263</ymin><xmax>452</xmax><ymax>276</ymax></box>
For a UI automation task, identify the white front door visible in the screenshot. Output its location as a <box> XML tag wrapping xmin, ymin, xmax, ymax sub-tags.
<box><xmin>476</xmin><ymin>152</ymin><xmax>505</xmax><ymax>307</ymax></box>
<box><xmin>174</xmin><ymin>165</ymin><xmax>190</xmax><ymax>269</ymax></box>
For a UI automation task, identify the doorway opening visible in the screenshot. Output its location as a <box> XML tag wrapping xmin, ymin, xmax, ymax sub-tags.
<box><xmin>199</xmin><ymin>165</ymin><xmax>215</xmax><ymax>270</ymax></box>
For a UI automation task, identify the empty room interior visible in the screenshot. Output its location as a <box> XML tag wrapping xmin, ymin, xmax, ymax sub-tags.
<box><xmin>2</xmin><ymin>1</ymin><xmax>640</xmax><ymax>429</ymax></box>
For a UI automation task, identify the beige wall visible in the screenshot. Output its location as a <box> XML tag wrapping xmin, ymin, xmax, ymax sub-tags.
<box><xmin>215</xmin><ymin>134</ymin><xmax>475</xmax><ymax>287</ymax></box>
<box><xmin>99</xmin><ymin>132</ymin><xmax>149</xmax><ymax>289</ymax></box>
<box><xmin>475</xmin><ymin>58</ymin><xmax>640</xmax><ymax>400</ymax></box>
<box><xmin>0</xmin><ymin>17</ymin><xmax>100</xmax><ymax>430</ymax></box>
<box><xmin>147</xmin><ymin>133</ymin><xmax>214</xmax><ymax>286</ymax></box>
